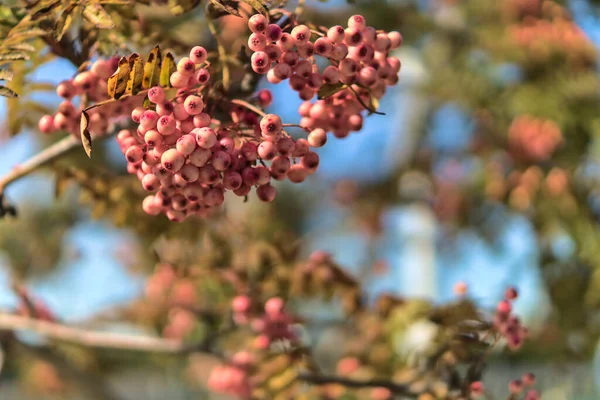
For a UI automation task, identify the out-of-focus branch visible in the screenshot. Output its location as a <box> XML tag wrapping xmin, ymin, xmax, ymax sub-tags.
<box><xmin>297</xmin><ymin>372</ymin><xmax>419</xmax><ymax>397</ymax></box>
<box><xmin>0</xmin><ymin>313</ymin><xmax>185</xmax><ymax>353</ymax></box>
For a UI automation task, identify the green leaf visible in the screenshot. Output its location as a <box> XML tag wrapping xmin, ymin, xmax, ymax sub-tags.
<box><xmin>142</xmin><ymin>45</ymin><xmax>162</xmax><ymax>89</ymax></box>
<box><xmin>0</xmin><ymin>85</ymin><xmax>18</xmax><ymax>98</ymax></box>
<box><xmin>317</xmin><ymin>82</ymin><xmax>348</xmax><ymax>100</ymax></box>
<box><xmin>126</xmin><ymin>53</ymin><xmax>144</xmax><ymax>95</ymax></box>
<box><xmin>239</xmin><ymin>0</ymin><xmax>268</xmax><ymax>17</ymax></box>
<box><xmin>82</xmin><ymin>4</ymin><xmax>114</xmax><ymax>29</ymax></box>
<box><xmin>159</xmin><ymin>52</ymin><xmax>176</xmax><ymax>88</ymax></box>
<box><xmin>0</xmin><ymin>69</ymin><xmax>13</xmax><ymax>81</ymax></box>
<box><xmin>208</xmin><ymin>0</ymin><xmax>241</xmax><ymax>17</ymax></box>
<box><xmin>54</xmin><ymin>4</ymin><xmax>78</xmax><ymax>41</ymax></box>
<box><xmin>107</xmin><ymin>57</ymin><xmax>130</xmax><ymax>99</ymax></box>
<box><xmin>80</xmin><ymin>110</ymin><xmax>92</xmax><ymax>158</ymax></box>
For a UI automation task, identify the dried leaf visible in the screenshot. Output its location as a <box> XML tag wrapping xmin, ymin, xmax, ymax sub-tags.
<box><xmin>0</xmin><ymin>70</ymin><xmax>13</xmax><ymax>81</ymax></box>
<box><xmin>80</xmin><ymin>110</ymin><xmax>92</xmax><ymax>158</ymax></box>
<box><xmin>167</xmin><ymin>0</ymin><xmax>201</xmax><ymax>15</ymax></box>
<box><xmin>0</xmin><ymin>85</ymin><xmax>18</xmax><ymax>98</ymax></box>
<box><xmin>159</xmin><ymin>52</ymin><xmax>176</xmax><ymax>88</ymax></box>
<box><xmin>54</xmin><ymin>4</ymin><xmax>78</xmax><ymax>41</ymax></box>
<box><xmin>31</xmin><ymin>0</ymin><xmax>62</xmax><ymax>19</ymax></box>
<box><xmin>0</xmin><ymin>52</ymin><xmax>29</xmax><ymax>64</ymax></box>
<box><xmin>317</xmin><ymin>82</ymin><xmax>348</xmax><ymax>100</ymax></box>
<box><xmin>3</xmin><ymin>43</ymin><xmax>35</xmax><ymax>52</ymax></box>
<box><xmin>142</xmin><ymin>45</ymin><xmax>162</xmax><ymax>89</ymax></box>
<box><xmin>82</xmin><ymin>4</ymin><xmax>114</xmax><ymax>29</ymax></box>
<box><xmin>126</xmin><ymin>53</ymin><xmax>144</xmax><ymax>95</ymax></box>
<box><xmin>97</xmin><ymin>0</ymin><xmax>132</xmax><ymax>4</ymax></box>
<box><xmin>208</xmin><ymin>0</ymin><xmax>241</xmax><ymax>17</ymax></box>
<box><xmin>107</xmin><ymin>57</ymin><xmax>130</xmax><ymax>99</ymax></box>
<box><xmin>239</xmin><ymin>0</ymin><xmax>268</xmax><ymax>17</ymax></box>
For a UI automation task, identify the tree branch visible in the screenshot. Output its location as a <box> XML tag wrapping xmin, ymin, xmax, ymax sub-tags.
<box><xmin>297</xmin><ymin>372</ymin><xmax>419</xmax><ymax>397</ymax></box>
<box><xmin>0</xmin><ymin>313</ymin><xmax>185</xmax><ymax>353</ymax></box>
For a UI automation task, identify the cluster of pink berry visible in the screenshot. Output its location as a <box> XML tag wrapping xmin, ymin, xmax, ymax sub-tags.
<box><xmin>470</xmin><ymin>373</ymin><xmax>539</xmax><ymax>400</ymax></box>
<box><xmin>38</xmin><ymin>57</ymin><xmax>139</xmax><ymax>137</ymax></box>
<box><xmin>144</xmin><ymin>263</ymin><xmax>199</xmax><ymax>339</ymax></box>
<box><xmin>207</xmin><ymin>351</ymin><xmax>255</xmax><ymax>398</ymax></box>
<box><xmin>493</xmin><ymin>287</ymin><xmax>528</xmax><ymax>351</ymax></box>
<box><xmin>116</xmin><ymin>45</ymin><xmax>325</xmax><ymax>221</ymax></box>
<box><xmin>508</xmin><ymin>116</ymin><xmax>562</xmax><ymax>162</ymax></box>
<box><xmin>246</xmin><ymin>14</ymin><xmax>402</xmax><ymax>139</ymax></box>
<box><xmin>509</xmin><ymin>17</ymin><xmax>595</xmax><ymax>63</ymax></box>
<box><xmin>232</xmin><ymin>296</ymin><xmax>297</xmax><ymax>350</ymax></box>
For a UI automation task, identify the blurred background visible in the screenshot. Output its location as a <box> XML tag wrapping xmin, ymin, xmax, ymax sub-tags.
<box><xmin>2</xmin><ymin>0</ymin><xmax>600</xmax><ymax>398</ymax></box>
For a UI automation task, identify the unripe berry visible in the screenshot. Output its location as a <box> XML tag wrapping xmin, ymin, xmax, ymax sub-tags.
<box><xmin>248</xmin><ymin>14</ymin><xmax>268</xmax><ymax>33</ymax></box>
<box><xmin>183</xmin><ymin>95</ymin><xmax>204</xmax><ymax>115</ymax></box>
<box><xmin>193</xmin><ymin>127</ymin><xmax>217</xmax><ymax>149</ymax></box>
<box><xmin>190</xmin><ymin>46</ymin><xmax>208</xmax><ymax>64</ymax></box>
<box><xmin>176</xmin><ymin>134</ymin><xmax>197</xmax><ymax>155</ymax></box>
<box><xmin>161</xmin><ymin>148</ymin><xmax>185</xmax><ymax>172</ymax></box>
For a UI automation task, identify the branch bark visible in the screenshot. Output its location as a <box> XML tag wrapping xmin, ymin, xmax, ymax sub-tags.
<box><xmin>297</xmin><ymin>372</ymin><xmax>419</xmax><ymax>398</ymax></box>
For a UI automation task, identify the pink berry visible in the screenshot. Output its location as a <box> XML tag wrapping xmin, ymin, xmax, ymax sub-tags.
<box><xmin>264</xmin><ymin>297</ymin><xmax>284</xmax><ymax>316</ymax></box>
<box><xmin>348</xmin><ymin>15</ymin><xmax>366</xmax><ymax>30</ymax></box>
<box><xmin>291</xmin><ymin>25</ymin><xmax>311</xmax><ymax>43</ymax></box>
<box><xmin>195</xmin><ymin>68</ymin><xmax>210</xmax><ymax>84</ymax></box>
<box><xmin>157</xmin><ymin>115</ymin><xmax>177</xmax><ymax>135</ymax></box>
<box><xmin>190</xmin><ymin>46</ymin><xmax>208</xmax><ymax>64</ymax></box>
<box><xmin>308</xmin><ymin>128</ymin><xmax>327</xmax><ymax>148</ymax></box>
<box><xmin>223</xmin><ymin>171</ymin><xmax>243</xmax><ymax>190</ymax></box>
<box><xmin>156</xmin><ymin>102</ymin><xmax>174</xmax><ymax>116</ymax></box>
<box><xmin>144</xmin><ymin>130</ymin><xmax>163</xmax><ymax>147</ymax></box>
<box><xmin>387</xmin><ymin>31</ymin><xmax>403</xmax><ymax>49</ymax></box>
<box><xmin>148</xmin><ymin>86</ymin><xmax>166</xmax><ymax>104</ymax></box>
<box><xmin>170</xmin><ymin>71</ymin><xmax>190</xmax><ymax>88</ymax></box>
<box><xmin>176</xmin><ymin>134</ymin><xmax>197</xmax><ymax>155</ymax></box>
<box><xmin>232</xmin><ymin>295</ymin><xmax>251</xmax><ymax>313</ymax></box>
<box><xmin>189</xmin><ymin>147</ymin><xmax>212</xmax><ymax>167</ymax></box>
<box><xmin>276</xmin><ymin>137</ymin><xmax>295</xmax><ymax>156</ymax></box>
<box><xmin>38</xmin><ymin>115</ymin><xmax>55</xmax><ymax>134</ymax></box>
<box><xmin>302</xmin><ymin>151</ymin><xmax>320</xmax><ymax>170</ymax></box>
<box><xmin>179</xmin><ymin>164</ymin><xmax>200</xmax><ymax>182</ymax></box>
<box><xmin>251</xmin><ymin>51</ymin><xmax>270</xmax><ymax>73</ymax></box>
<box><xmin>177</xmin><ymin>57</ymin><xmax>196</xmax><ymax>76</ymax></box>
<box><xmin>277</xmin><ymin>33</ymin><xmax>295</xmax><ymax>51</ymax></box>
<box><xmin>259</xmin><ymin>114</ymin><xmax>282</xmax><ymax>137</ymax></box>
<box><xmin>257</xmin><ymin>89</ymin><xmax>273</xmax><ymax>107</ymax></box>
<box><xmin>248</xmin><ymin>14</ymin><xmax>268</xmax><ymax>33</ymax></box>
<box><xmin>193</xmin><ymin>127</ymin><xmax>217</xmax><ymax>149</ymax></box>
<box><xmin>344</xmin><ymin>27</ymin><xmax>363</xmax><ymax>46</ymax></box>
<box><xmin>314</xmin><ymin>37</ymin><xmax>333</xmax><ymax>56</ymax></box>
<box><xmin>212</xmin><ymin>150</ymin><xmax>232</xmax><ymax>171</ymax></box>
<box><xmin>204</xmin><ymin>186</ymin><xmax>225</xmax><ymax>206</ymax></box>
<box><xmin>497</xmin><ymin>300</ymin><xmax>512</xmax><ymax>315</ymax></box>
<box><xmin>142</xmin><ymin>195</ymin><xmax>162</xmax><ymax>215</ymax></box>
<box><xmin>141</xmin><ymin>174</ymin><xmax>160</xmax><ymax>191</ymax></box>
<box><xmin>505</xmin><ymin>287</ymin><xmax>519</xmax><ymax>300</ymax></box>
<box><xmin>248</xmin><ymin>32</ymin><xmax>268</xmax><ymax>52</ymax></box>
<box><xmin>327</xmin><ymin>25</ymin><xmax>345</xmax><ymax>43</ymax></box>
<box><xmin>161</xmin><ymin>148</ymin><xmax>185</xmax><ymax>172</ymax></box>
<box><xmin>183</xmin><ymin>95</ymin><xmax>204</xmax><ymax>115</ymax></box>
<box><xmin>56</xmin><ymin>80</ymin><xmax>76</xmax><ymax>99</ymax></box>
<box><xmin>265</xmin><ymin>24</ymin><xmax>282</xmax><ymax>41</ymax></box>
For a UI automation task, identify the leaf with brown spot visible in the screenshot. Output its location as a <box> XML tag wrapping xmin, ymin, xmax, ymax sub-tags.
<box><xmin>142</xmin><ymin>45</ymin><xmax>162</xmax><ymax>89</ymax></box>
<box><xmin>54</xmin><ymin>4</ymin><xmax>78</xmax><ymax>41</ymax></box>
<box><xmin>31</xmin><ymin>0</ymin><xmax>62</xmax><ymax>19</ymax></box>
<box><xmin>80</xmin><ymin>110</ymin><xmax>92</xmax><ymax>158</ymax></box>
<box><xmin>107</xmin><ymin>57</ymin><xmax>130</xmax><ymax>99</ymax></box>
<box><xmin>317</xmin><ymin>82</ymin><xmax>347</xmax><ymax>100</ymax></box>
<box><xmin>208</xmin><ymin>0</ymin><xmax>241</xmax><ymax>17</ymax></box>
<box><xmin>0</xmin><ymin>52</ymin><xmax>29</xmax><ymax>64</ymax></box>
<box><xmin>0</xmin><ymin>70</ymin><xmax>13</xmax><ymax>81</ymax></box>
<box><xmin>126</xmin><ymin>53</ymin><xmax>144</xmax><ymax>95</ymax></box>
<box><xmin>159</xmin><ymin>52</ymin><xmax>176</xmax><ymax>88</ymax></box>
<box><xmin>0</xmin><ymin>85</ymin><xmax>18</xmax><ymax>98</ymax></box>
<box><xmin>82</xmin><ymin>4</ymin><xmax>114</xmax><ymax>29</ymax></box>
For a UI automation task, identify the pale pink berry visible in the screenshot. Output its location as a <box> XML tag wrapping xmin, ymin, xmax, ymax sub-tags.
<box><xmin>314</xmin><ymin>37</ymin><xmax>333</xmax><ymax>57</ymax></box>
<box><xmin>126</xmin><ymin>146</ymin><xmax>144</xmax><ymax>164</ymax></box>
<box><xmin>327</xmin><ymin>25</ymin><xmax>345</xmax><ymax>43</ymax></box>
<box><xmin>271</xmin><ymin>156</ymin><xmax>291</xmax><ymax>175</ymax></box>
<box><xmin>277</xmin><ymin>33</ymin><xmax>295</xmax><ymax>51</ymax></box>
<box><xmin>248</xmin><ymin>32</ymin><xmax>268</xmax><ymax>51</ymax></box>
<box><xmin>141</xmin><ymin>174</ymin><xmax>160</xmax><ymax>191</ymax></box>
<box><xmin>265</xmin><ymin>297</ymin><xmax>284</xmax><ymax>316</ymax></box>
<box><xmin>387</xmin><ymin>31</ymin><xmax>403</xmax><ymax>49</ymax></box>
<box><xmin>183</xmin><ymin>95</ymin><xmax>204</xmax><ymax>115</ymax></box>
<box><xmin>190</xmin><ymin>46</ymin><xmax>208</xmax><ymax>64</ymax></box>
<box><xmin>297</xmin><ymin>42</ymin><xmax>314</xmax><ymax>58</ymax></box>
<box><xmin>331</xmin><ymin>43</ymin><xmax>349</xmax><ymax>60</ymax></box>
<box><xmin>497</xmin><ymin>300</ymin><xmax>512</xmax><ymax>314</ymax></box>
<box><xmin>287</xmin><ymin>164</ymin><xmax>308</xmax><ymax>183</ymax></box>
<box><xmin>166</xmin><ymin>209</ymin><xmax>186</xmax><ymax>222</ymax></box>
<box><xmin>251</xmin><ymin>51</ymin><xmax>270</xmax><ymax>73</ymax></box>
<box><xmin>339</xmin><ymin>58</ymin><xmax>359</xmax><ymax>77</ymax></box>
<box><xmin>266</xmin><ymin>69</ymin><xmax>281</xmax><ymax>84</ymax></box>
<box><xmin>348</xmin><ymin>15</ymin><xmax>366</xmax><ymax>30</ymax></box>
<box><xmin>180</xmin><ymin>164</ymin><xmax>200</xmax><ymax>182</ymax></box>
<box><xmin>344</xmin><ymin>27</ymin><xmax>363</xmax><ymax>46</ymax></box>
<box><xmin>38</xmin><ymin>115</ymin><xmax>55</xmax><ymax>134</ymax></box>
<box><xmin>358</xmin><ymin>66</ymin><xmax>378</xmax><ymax>86</ymax></box>
<box><xmin>195</xmin><ymin>68</ymin><xmax>210</xmax><ymax>84</ymax></box>
<box><xmin>256</xmin><ymin>141</ymin><xmax>275</xmax><ymax>160</ymax></box>
<box><xmin>192</xmin><ymin>113</ymin><xmax>211</xmax><ymax>128</ymax></box>
<box><xmin>232</xmin><ymin>295</ymin><xmax>251</xmax><ymax>313</ymax></box>
<box><xmin>157</xmin><ymin>115</ymin><xmax>176</xmax><ymax>135</ymax></box>
<box><xmin>177</xmin><ymin>57</ymin><xmax>196</xmax><ymax>76</ymax></box>
<box><xmin>248</xmin><ymin>14</ymin><xmax>268</xmax><ymax>33</ymax></box>
<box><xmin>265</xmin><ymin>44</ymin><xmax>282</xmax><ymax>61</ymax></box>
<box><xmin>189</xmin><ymin>147</ymin><xmax>212</xmax><ymax>167</ymax></box>
<box><xmin>131</xmin><ymin>107</ymin><xmax>145</xmax><ymax>123</ymax></box>
<box><xmin>204</xmin><ymin>186</ymin><xmax>225</xmax><ymax>206</ymax></box>
<box><xmin>234</xmin><ymin>184</ymin><xmax>251</xmax><ymax>197</ymax></box>
<box><xmin>142</xmin><ymin>195</ymin><xmax>161</xmax><ymax>215</ymax></box>
<box><xmin>170</xmin><ymin>71</ymin><xmax>189</xmax><ymax>88</ymax></box>
<box><xmin>321</xmin><ymin>66</ymin><xmax>340</xmax><ymax>84</ymax></box>
<box><xmin>141</xmin><ymin>110</ymin><xmax>159</xmax><ymax>129</ymax></box>
<box><xmin>302</xmin><ymin>151</ymin><xmax>319</xmax><ymax>170</ymax></box>
<box><xmin>193</xmin><ymin>127</ymin><xmax>217</xmax><ymax>149</ymax></box>
<box><xmin>260</xmin><ymin>114</ymin><xmax>282</xmax><ymax>137</ymax></box>
<box><xmin>308</xmin><ymin>128</ymin><xmax>327</xmax><ymax>148</ymax></box>
<box><xmin>212</xmin><ymin>151</ymin><xmax>232</xmax><ymax>171</ymax></box>
<box><xmin>293</xmin><ymin>138</ymin><xmax>310</xmax><ymax>157</ymax></box>
<box><xmin>348</xmin><ymin>114</ymin><xmax>363</xmax><ymax>131</ymax></box>
<box><xmin>255</xmin><ymin>165</ymin><xmax>270</xmax><ymax>185</ymax></box>
<box><xmin>161</xmin><ymin>148</ymin><xmax>185</xmax><ymax>172</ymax></box>
<box><xmin>73</xmin><ymin>71</ymin><xmax>94</xmax><ymax>92</ymax></box>
<box><xmin>362</xmin><ymin>27</ymin><xmax>377</xmax><ymax>44</ymax></box>
<box><xmin>176</xmin><ymin>134</ymin><xmax>197</xmax><ymax>155</ymax></box>
<box><xmin>374</xmin><ymin>33</ymin><xmax>391</xmax><ymax>52</ymax></box>
<box><xmin>276</xmin><ymin>137</ymin><xmax>295</xmax><ymax>156</ymax></box>
<box><xmin>156</xmin><ymin>102</ymin><xmax>174</xmax><ymax>116</ymax></box>
<box><xmin>148</xmin><ymin>86</ymin><xmax>166</xmax><ymax>104</ymax></box>
<box><xmin>291</xmin><ymin>25</ymin><xmax>311</xmax><ymax>43</ymax></box>
<box><xmin>257</xmin><ymin>89</ymin><xmax>273</xmax><ymax>107</ymax></box>
<box><xmin>281</xmin><ymin>50</ymin><xmax>300</xmax><ymax>66</ymax></box>
<box><xmin>223</xmin><ymin>171</ymin><xmax>243</xmax><ymax>190</ymax></box>
<box><xmin>183</xmin><ymin>184</ymin><xmax>203</xmax><ymax>201</ymax></box>
<box><xmin>144</xmin><ymin>130</ymin><xmax>163</xmax><ymax>147</ymax></box>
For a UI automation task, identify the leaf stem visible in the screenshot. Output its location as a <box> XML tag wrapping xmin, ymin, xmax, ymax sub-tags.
<box><xmin>348</xmin><ymin>85</ymin><xmax>386</xmax><ymax>116</ymax></box>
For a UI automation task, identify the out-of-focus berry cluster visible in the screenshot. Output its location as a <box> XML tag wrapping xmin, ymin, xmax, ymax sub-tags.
<box><xmin>508</xmin><ymin>116</ymin><xmax>562</xmax><ymax>162</ymax></box>
<box><xmin>38</xmin><ymin>58</ymin><xmax>140</xmax><ymax>137</ymax></box>
<box><xmin>246</xmin><ymin>14</ymin><xmax>402</xmax><ymax>139</ymax></box>
<box><xmin>493</xmin><ymin>287</ymin><xmax>528</xmax><ymax>351</ymax></box>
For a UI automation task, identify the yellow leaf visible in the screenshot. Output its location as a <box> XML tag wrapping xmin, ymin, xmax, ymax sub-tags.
<box><xmin>54</xmin><ymin>4</ymin><xmax>78</xmax><ymax>41</ymax></box>
<box><xmin>142</xmin><ymin>45</ymin><xmax>162</xmax><ymax>89</ymax></box>
<box><xmin>82</xmin><ymin>4</ymin><xmax>114</xmax><ymax>29</ymax></box>
<box><xmin>107</xmin><ymin>56</ymin><xmax>130</xmax><ymax>100</ymax></box>
<box><xmin>126</xmin><ymin>53</ymin><xmax>144</xmax><ymax>95</ymax></box>
<box><xmin>80</xmin><ymin>110</ymin><xmax>92</xmax><ymax>158</ymax></box>
<box><xmin>159</xmin><ymin>52</ymin><xmax>176</xmax><ymax>88</ymax></box>
<box><xmin>317</xmin><ymin>82</ymin><xmax>347</xmax><ymax>100</ymax></box>
<box><xmin>0</xmin><ymin>70</ymin><xmax>13</xmax><ymax>81</ymax></box>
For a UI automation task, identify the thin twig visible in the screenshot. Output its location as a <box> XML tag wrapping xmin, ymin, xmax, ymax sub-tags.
<box><xmin>207</xmin><ymin>17</ymin><xmax>230</xmax><ymax>92</ymax></box>
<box><xmin>231</xmin><ymin>99</ymin><xmax>266</xmax><ymax>117</ymax></box>
<box><xmin>348</xmin><ymin>85</ymin><xmax>386</xmax><ymax>116</ymax></box>
<box><xmin>297</xmin><ymin>372</ymin><xmax>419</xmax><ymax>397</ymax></box>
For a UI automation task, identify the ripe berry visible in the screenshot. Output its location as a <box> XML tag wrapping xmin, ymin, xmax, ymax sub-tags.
<box><xmin>248</xmin><ymin>14</ymin><xmax>268</xmax><ymax>33</ymax></box>
<box><xmin>183</xmin><ymin>95</ymin><xmax>204</xmax><ymax>115</ymax></box>
<box><xmin>161</xmin><ymin>148</ymin><xmax>185</xmax><ymax>172</ymax></box>
<box><xmin>193</xmin><ymin>127</ymin><xmax>217</xmax><ymax>149</ymax></box>
<box><xmin>148</xmin><ymin>86</ymin><xmax>166</xmax><ymax>104</ymax></box>
<box><xmin>189</xmin><ymin>46</ymin><xmax>208</xmax><ymax>64</ymax></box>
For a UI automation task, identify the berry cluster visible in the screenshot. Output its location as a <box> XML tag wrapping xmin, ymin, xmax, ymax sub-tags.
<box><xmin>493</xmin><ymin>287</ymin><xmax>528</xmax><ymax>351</ymax></box>
<box><xmin>509</xmin><ymin>16</ymin><xmax>595</xmax><ymax>64</ymax></box>
<box><xmin>115</xmin><ymin>45</ymin><xmax>327</xmax><ymax>221</ymax></box>
<box><xmin>207</xmin><ymin>352</ymin><xmax>254</xmax><ymax>398</ymax></box>
<box><xmin>503</xmin><ymin>0</ymin><xmax>541</xmax><ymax>20</ymax></box>
<box><xmin>470</xmin><ymin>373</ymin><xmax>539</xmax><ymax>400</ymax></box>
<box><xmin>246</xmin><ymin>14</ymin><xmax>402</xmax><ymax>139</ymax></box>
<box><xmin>38</xmin><ymin>58</ymin><xmax>139</xmax><ymax>137</ymax></box>
<box><xmin>508</xmin><ymin>116</ymin><xmax>562</xmax><ymax>162</ymax></box>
